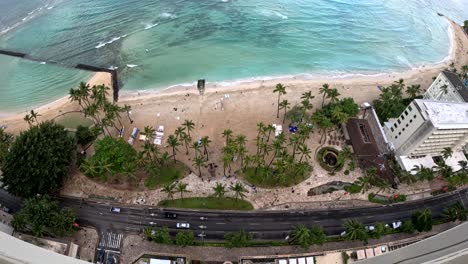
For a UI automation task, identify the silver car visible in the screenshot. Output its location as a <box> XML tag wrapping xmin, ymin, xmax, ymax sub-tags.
<box><xmin>176</xmin><ymin>223</ymin><xmax>190</xmax><ymax>229</ymax></box>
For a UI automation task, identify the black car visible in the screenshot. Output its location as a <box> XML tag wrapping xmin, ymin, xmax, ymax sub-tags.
<box><xmin>165</xmin><ymin>212</ymin><xmax>177</xmax><ymax>219</ymax></box>
<box><xmin>97</xmin><ymin>250</ymin><xmax>105</xmax><ymax>263</ymax></box>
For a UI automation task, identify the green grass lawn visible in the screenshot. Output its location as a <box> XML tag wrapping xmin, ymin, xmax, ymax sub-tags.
<box><xmin>144</xmin><ymin>163</ymin><xmax>187</xmax><ymax>189</ymax></box>
<box><xmin>55</xmin><ymin>112</ymin><xmax>93</xmax><ymax>129</ymax></box>
<box><xmin>158</xmin><ymin>197</ymin><xmax>254</xmax><ymax>210</ymax></box>
<box><xmin>240</xmin><ymin>166</ymin><xmax>310</xmax><ymax>188</ymax></box>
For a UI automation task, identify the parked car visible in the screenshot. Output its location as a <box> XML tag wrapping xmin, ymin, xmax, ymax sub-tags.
<box><xmin>176</xmin><ymin>223</ymin><xmax>190</xmax><ymax>229</ymax></box>
<box><xmin>165</xmin><ymin>212</ymin><xmax>177</xmax><ymax>219</ymax></box>
<box><xmin>365</xmin><ymin>225</ymin><xmax>375</xmax><ymax>232</ymax></box>
<box><xmin>97</xmin><ymin>250</ymin><xmax>105</xmax><ymax>263</ymax></box>
<box><xmin>110</xmin><ymin>207</ymin><xmax>121</xmax><ymax>213</ymax></box>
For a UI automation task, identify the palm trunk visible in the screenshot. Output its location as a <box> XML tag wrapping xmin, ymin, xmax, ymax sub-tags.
<box><xmin>185</xmin><ymin>144</ymin><xmax>189</xmax><ymax>155</ymax></box>
<box><xmin>267</xmin><ymin>152</ymin><xmax>277</xmax><ymax>168</ymax></box>
<box><xmin>321</xmin><ymin>94</ymin><xmax>326</xmax><ymax>108</ymax></box>
<box><xmin>229</xmin><ymin>163</ymin><xmax>232</xmax><ymax>173</ymax></box>
<box><xmin>198</xmin><ymin>166</ymin><xmax>202</xmax><ymax>177</ymax></box>
<box><xmin>276</xmin><ymin>94</ymin><xmax>280</xmax><ymax>118</ymax></box>
<box><xmin>266</xmin><ymin>131</ymin><xmax>271</xmax><ymax>142</ymax></box>
<box><xmin>299</xmin><ymin>154</ymin><xmax>304</xmax><ymax>163</ymax></box>
<box><xmin>223</xmin><ymin>166</ymin><xmax>226</xmax><ymax>176</ymax></box>
<box><xmin>172</xmin><ymin>148</ymin><xmax>176</xmax><ymax>163</ymax></box>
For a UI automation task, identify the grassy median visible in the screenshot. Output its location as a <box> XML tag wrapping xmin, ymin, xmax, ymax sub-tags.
<box><xmin>158</xmin><ymin>197</ymin><xmax>254</xmax><ymax>210</ymax></box>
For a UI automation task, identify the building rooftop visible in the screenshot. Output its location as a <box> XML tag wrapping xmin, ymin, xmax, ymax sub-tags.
<box><xmin>442</xmin><ymin>70</ymin><xmax>468</xmax><ymax>101</ymax></box>
<box><xmin>346</xmin><ymin>118</ymin><xmax>394</xmax><ymax>184</ymax></box>
<box><xmin>414</xmin><ymin>99</ymin><xmax>468</xmax><ymax>128</ymax></box>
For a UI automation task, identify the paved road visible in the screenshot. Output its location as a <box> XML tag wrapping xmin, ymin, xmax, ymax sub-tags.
<box><xmin>1</xmin><ymin>188</ymin><xmax>467</xmax><ymax>240</ymax></box>
<box><xmin>56</xmin><ymin>189</ymin><xmax>468</xmax><ymax>240</ymax></box>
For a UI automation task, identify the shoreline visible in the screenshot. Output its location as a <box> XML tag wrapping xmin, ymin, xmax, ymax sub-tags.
<box><xmin>0</xmin><ymin>19</ymin><xmax>466</xmax><ymax>128</ymax></box>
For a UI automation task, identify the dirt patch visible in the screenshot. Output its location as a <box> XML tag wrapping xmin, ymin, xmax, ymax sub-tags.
<box><xmin>71</xmin><ymin>227</ymin><xmax>99</xmax><ymax>262</ymax></box>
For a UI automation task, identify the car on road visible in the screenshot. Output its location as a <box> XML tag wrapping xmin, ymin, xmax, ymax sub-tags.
<box><xmin>110</xmin><ymin>207</ymin><xmax>121</xmax><ymax>213</ymax></box>
<box><xmin>165</xmin><ymin>212</ymin><xmax>177</xmax><ymax>219</ymax></box>
<box><xmin>176</xmin><ymin>223</ymin><xmax>190</xmax><ymax>229</ymax></box>
<box><xmin>365</xmin><ymin>225</ymin><xmax>375</xmax><ymax>232</ymax></box>
<box><xmin>97</xmin><ymin>250</ymin><xmax>105</xmax><ymax>263</ymax></box>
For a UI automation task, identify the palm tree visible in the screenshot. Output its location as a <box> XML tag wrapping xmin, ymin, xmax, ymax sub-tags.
<box><xmin>290</xmin><ymin>224</ymin><xmax>311</xmax><ymax>249</ymax></box>
<box><xmin>191</xmin><ymin>141</ymin><xmax>201</xmax><ymax>158</ymax></box>
<box><xmin>174</xmin><ymin>126</ymin><xmax>185</xmax><ymax>141</ymax></box>
<box><xmin>343</xmin><ymin>219</ymin><xmax>368</xmax><ymax>242</ymax></box>
<box><xmin>176</xmin><ymin>182</ymin><xmax>189</xmax><ymax>200</ymax></box>
<box><xmin>122</xmin><ymin>104</ymin><xmax>133</xmax><ymax>123</ymax></box>
<box><xmin>406</xmin><ymin>84</ymin><xmax>421</xmax><ymax>98</ymax></box>
<box><xmin>167</xmin><ymin>135</ymin><xmax>180</xmax><ymax>163</ymax></box>
<box><xmin>273</xmin><ymin>83</ymin><xmax>287</xmax><ymax>118</ymax></box>
<box><xmin>440</xmin><ymin>84</ymin><xmax>449</xmax><ymax>95</ymax></box>
<box><xmin>398</xmin><ymin>171</ymin><xmax>417</xmax><ymax>185</ymax></box>
<box><xmin>230</xmin><ymin>182</ymin><xmax>248</xmax><ymax>201</ymax></box>
<box><xmin>159</xmin><ymin>152</ymin><xmax>171</xmax><ymax>167</ymax></box>
<box><xmin>161</xmin><ymin>184</ymin><xmax>175</xmax><ymax>200</ymax></box>
<box><xmin>142</xmin><ymin>126</ymin><xmax>156</xmax><ymax>142</ymax></box>
<box><xmin>442</xmin><ymin>147</ymin><xmax>453</xmax><ymax>159</ymax></box>
<box><xmin>182</xmin><ymin>119</ymin><xmax>195</xmax><ymax>137</ymax></box>
<box><xmin>23</xmin><ymin>113</ymin><xmax>34</xmax><ymax>127</ymax></box>
<box><xmin>327</xmin><ymin>88</ymin><xmax>340</xmax><ymax>103</ymax></box>
<box><xmin>265</xmin><ymin>124</ymin><xmax>275</xmax><ymax>143</ymax></box>
<box><xmin>200</xmin><ymin>136</ymin><xmax>211</xmax><ymax>160</ymax></box>
<box><xmin>279</xmin><ymin>99</ymin><xmax>291</xmax><ymax>124</ymax></box>
<box><xmin>412</xmin><ymin>165</ymin><xmax>435</xmax><ymax>181</ymax></box>
<box><xmin>297</xmin><ymin>143</ymin><xmax>311</xmax><ymax>163</ymax></box>
<box><xmin>222</xmin><ymin>153</ymin><xmax>233</xmax><ymax>175</ymax></box>
<box><xmin>301</xmin><ymin>91</ymin><xmax>315</xmax><ymax>101</ymax></box>
<box><xmin>222</xmin><ymin>129</ymin><xmax>233</xmax><ymax>145</ymax></box>
<box><xmin>193</xmin><ymin>155</ymin><xmax>206</xmax><ymax>177</ymax></box>
<box><xmin>319</xmin><ymin>83</ymin><xmax>331</xmax><ymax>108</ymax></box>
<box><xmin>212</xmin><ymin>183</ymin><xmax>226</xmax><ymax>199</ymax></box>
<box><xmin>442</xmin><ymin>201</ymin><xmax>467</xmax><ymax>222</ymax></box>
<box><xmin>180</xmin><ymin>132</ymin><xmax>192</xmax><ymax>155</ymax></box>
<box><xmin>355</xmin><ymin>176</ymin><xmax>371</xmax><ymax>194</ymax></box>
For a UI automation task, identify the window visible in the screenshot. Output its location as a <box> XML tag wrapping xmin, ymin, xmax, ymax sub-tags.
<box><xmin>406</xmin><ymin>123</ymin><xmax>409</xmax><ymax>127</ymax></box>
<box><xmin>408</xmin><ymin>106</ymin><xmax>413</xmax><ymax>111</ymax></box>
<box><xmin>391</xmin><ymin>127</ymin><xmax>394</xmax><ymax>132</ymax></box>
<box><xmin>394</xmin><ymin>123</ymin><xmax>397</xmax><ymax>128</ymax></box>
<box><xmin>399</xmin><ymin>132</ymin><xmax>401</xmax><ymax>135</ymax></box>
<box><xmin>398</xmin><ymin>119</ymin><xmax>401</xmax><ymax>124</ymax></box>
<box><xmin>402</xmin><ymin>128</ymin><xmax>405</xmax><ymax>131</ymax></box>
<box><xmin>404</xmin><ymin>110</ymin><xmax>408</xmax><ymax>116</ymax></box>
<box><xmin>414</xmin><ymin>115</ymin><xmax>417</xmax><ymax>118</ymax></box>
<box><xmin>401</xmin><ymin>115</ymin><xmax>405</xmax><ymax>120</ymax></box>
<box><xmin>395</xmin><ymin>136</ymin><xmax>398</xmax><ymax>139</ymax></box>
<box><xmin>410</xmin><ymin>119</ymin><xmax>413</xmax><ymax>123</ymax></box>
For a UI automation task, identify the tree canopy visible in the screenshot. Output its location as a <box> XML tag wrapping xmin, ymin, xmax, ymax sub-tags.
<box><xmin>1</xmin><ymin>121</ymin><xmax>75</xmax><ymax>198</ymax></box>
<box><xmin>224</xmin><ymin>229</ymin><xmax>253</xmax><ymax>248</ymax></box>
<box><xmin>80</xmin><ymin>136</ymin><xmax>137</xmax><ymax>181</ymax></box>
<box><xmin>411</xmin><ymin>209</ymin><xmax>432</xmax><ymax>232</ymax></box>
<box><xmin>12</xmin><ymin>195</ymin><xmax>76</xmax><ymax>237</ymax></box>
<box><xmin>0</xmin><ymin>128</ymin><xmax>13</xmax><ymax>168</ymax></box>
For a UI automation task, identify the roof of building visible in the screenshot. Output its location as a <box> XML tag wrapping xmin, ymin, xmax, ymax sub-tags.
<box><xmin>414</xmin><ymin>99</ymin><xmax>468</xmax><ymax>128</ymax></box>
<box><xmin>346</xmin><ymin>118</ymin><xmax>394</xmax><ymax>184</ymax></box>
<box><xmin>442</xmin><ymin>70</ymin><xmax>468</xmax><ymax>101</ymax></box>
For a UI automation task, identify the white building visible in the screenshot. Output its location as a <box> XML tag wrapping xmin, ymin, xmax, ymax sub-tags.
<box><xmin>383</xmin><ymin>99</ymin><xmax>468</xmax><ymax>172</ymax></box>
<box><xmin>423</xmin><ymin>71</ymin><xmax>468</xmax><ymax>102</ymax></box>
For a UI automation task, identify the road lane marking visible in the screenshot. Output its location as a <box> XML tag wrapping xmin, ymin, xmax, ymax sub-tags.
<box><xmin>248</xmin><ymin>223</ymin><xmax>260</xmax><ymax>225</ymax></box>
<box><xmin>216</xmin><ymin>222</ymin><xmax>226</xmax><ymax>225</ymax></box>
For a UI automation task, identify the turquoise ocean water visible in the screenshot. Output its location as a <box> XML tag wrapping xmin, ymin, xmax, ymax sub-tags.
<box><xmin>0</xmin><ymin>0</ymin><xmax>467</xmax><ymax>113</ymax></box>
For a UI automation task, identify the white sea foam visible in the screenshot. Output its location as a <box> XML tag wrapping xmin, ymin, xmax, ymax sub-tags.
<box><xmin>159</xmin><ymin>12</ymin><xmax>176</xmax><ymax>19</ymax></box>
<box><xmin>274</xmin><ymin>11</ymin><xmax>288</xmax><ymax>19</ymax></box>
<box><xmin>127</xmin><ymin>64</ymin><xmax>138</xmax><ymax>68</ymax></box>
<box><xmin>47</xmin><ymin>6</ymin><xmax>54</xmax><ymax>10</ymax></box>
<box><xmin>95</xmin><ymin>35</ymin><xmax>127</xmax><ymax>49</ymax></box>
<box><xmin>144</xmin><ymin>23</ymin><xmax>159</xmax><ymax>30</ymax></box>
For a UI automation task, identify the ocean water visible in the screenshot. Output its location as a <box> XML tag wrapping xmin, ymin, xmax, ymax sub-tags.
<box><xmin>0</xmin><ymin>0</ymin><xmax>467</xmax><ymax>113</ymax></box>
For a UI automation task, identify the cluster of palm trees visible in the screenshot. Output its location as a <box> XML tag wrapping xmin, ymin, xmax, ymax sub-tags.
<box><xmin>160</xmin><ymin>181</ymin><xmax>249</xmax><ymax>202</ymax></box>
<box><xmin>69</xmin><ymin>82</ymin><xmax>132</xmax><ymax>135</ymax></box>
<box><xmin>447</xmin><ymin>63</ymin><xmax>468</xmax><ymax>82</ymax></box>
<box><xmin>23</xmin><ymin>110</ymin><xmax>41</xmax><ymax>127</ymax></box>
<box><xmin>353</xmin><ymin>167</ymin><xmax>392</xmax><ymax>194</ymax></box>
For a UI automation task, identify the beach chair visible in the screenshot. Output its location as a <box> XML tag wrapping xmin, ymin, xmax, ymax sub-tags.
<box><xmin>154</xmin><ymin>137</ymin><xmax>162</xmax><ymax>145</ymax></box>
<box><xmin>139</xmin><ymin>134</ymin><xmax>147</xmax><ymax>141</ymax></box>
<box><xmin>128</xmin><ymin>127</ymin><xmax>139</xmax><ymax>145</ymax></box>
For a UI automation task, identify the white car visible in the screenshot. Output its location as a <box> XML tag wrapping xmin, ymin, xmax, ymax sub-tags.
<box><xmin>392</xmin><ymin>221</ymin><xmax>402</xmax><ymax>229</ymax></box>
<box><xmin>365</xmin><ymin>225</ymin><xmax>375</xmax><ymax>232</ymax></box>
<box><xmin>176</xmin><ymin>223</ymin><xmax>190</xmax><ymax>229</ymax></box>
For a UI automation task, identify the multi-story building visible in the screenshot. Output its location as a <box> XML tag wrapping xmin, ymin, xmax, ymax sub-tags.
<box><xmin>383</xmin><ymin>99</ymin><xmax>468</xmax><ymax>172</ymax></box>
<box><xmin>423</xmin><ymin>71</ymin><xmax>468</xmax><ymax>102</ymax></box>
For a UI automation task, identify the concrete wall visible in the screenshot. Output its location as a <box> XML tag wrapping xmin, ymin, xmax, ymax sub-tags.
<box><xmin>423</xmin><ymin>73</ymin><xmax>464</xmax><ymax>103</ymax></box>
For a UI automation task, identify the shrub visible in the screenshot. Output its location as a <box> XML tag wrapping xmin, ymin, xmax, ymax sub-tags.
<box><xmin>175</xmin><ymin>230</ymin><xmax>195</xmax><ymax>247</ymax></box>
<box><xmin>342</xmin><ymin>252</ymin><xmax>349</xmax><ymax>264</ymax></box>
<box><xmin>224</xmin><ymin>229</ymin><xmax>253</xmax><ymax>248</ymax></box>
<box><xmin>75</xmin><ymin>125</ymin><xmax>98</xmax><ymax>146</ymax></box>
<box><xmin>411</xmin><ymin>209</ymin><xmax>432</xmax><ymax>232</ymax></box>
<box><xmin>344</xmin><ymin>169</ymin><xmax>350</xmax><ymax>175</ymax></box>
<box><xmin>344</xmin><ymin>184</ymin><xmax>362</xmax><ymax>194</ymax></box>
<box><xmin>401</xmin><ymin>220</ymin><xmax>415</xmax><ymax>234</ymax></box>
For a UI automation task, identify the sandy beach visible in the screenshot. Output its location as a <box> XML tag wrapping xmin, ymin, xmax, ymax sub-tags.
<box><xmin>1</xmin><ymin>19</ymin><xmax>467</xmax><ymax>207</ymax></box>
